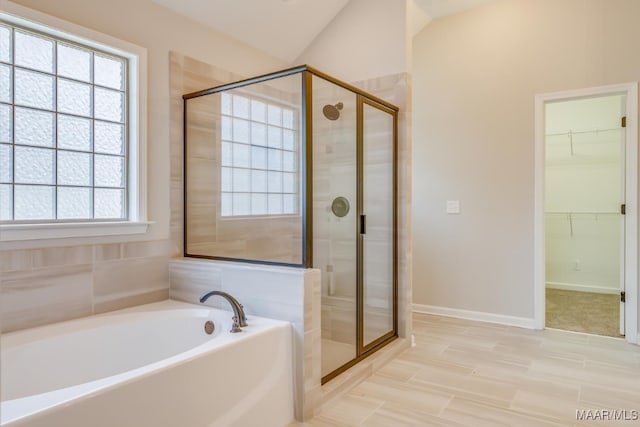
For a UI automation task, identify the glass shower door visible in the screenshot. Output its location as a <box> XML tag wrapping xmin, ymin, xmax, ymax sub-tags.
<box><xmin>361</xmin><ymin>100</ymin><xmax>395</xmax><ymax>349</ymax></box>
<box><xmin>312</xmin><ymin>76</ymin><xmax>358</xmax><ymax>378</ymax></box>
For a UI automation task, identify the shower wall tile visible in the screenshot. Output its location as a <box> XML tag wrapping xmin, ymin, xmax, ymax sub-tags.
<box><xmin>0</xmin><ymin>265</ymin><xmax>93</xmax><ymax>332</ymax></box>
<box><xmin>169</xmin><ymin>51</ymin><xmax>243</xmax><ymax>254</ymax></box>
<box><xmin>187</xmin><ymin>241</ymin><xmax>246</xmax><ymax>259</ymax></box>
<box><xmin>321</xmin><ymin>305</ymin><xmax>333</xmax><ymax>338</ymax></box>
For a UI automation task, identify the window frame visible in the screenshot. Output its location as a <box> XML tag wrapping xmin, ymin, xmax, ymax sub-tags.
<box><xmin>0</xmin><ymin>3</ymin><xmax>148</xmax><ymax>242</ymax></box>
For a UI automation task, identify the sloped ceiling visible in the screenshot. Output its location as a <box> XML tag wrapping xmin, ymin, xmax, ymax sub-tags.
<box><xmin>415</xmin><ymin>0</ymin><xmax>494</xmax><ymax>19</ymax></box>
<box><xmin>412</xmin><ymin>0</ymin><xmax>494</xmax><ymax>35</ymax></box>
<box><xmin>153</xmin><ymin>0</ymin><xmax>495</xmax><ymax>62</ymax></box>
<box><xmin>152</xmin><ymin>0</ymin><xmax>350</xmax><ymax>63</ymax></box>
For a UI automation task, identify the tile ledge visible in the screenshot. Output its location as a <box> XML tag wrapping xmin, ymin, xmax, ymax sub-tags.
<box><xmin>170</xmin><ymin>257</ymin><xmax>319</xmax><ymax>275</ymax></box>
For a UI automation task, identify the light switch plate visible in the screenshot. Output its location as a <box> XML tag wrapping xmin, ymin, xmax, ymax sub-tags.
<box><xmin>446</xmin><ymin>200</ymin><xmax>460</xmax><ymax>214</ymax></box>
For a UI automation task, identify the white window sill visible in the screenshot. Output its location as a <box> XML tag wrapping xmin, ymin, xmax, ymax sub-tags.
<box><xmin>0</xmin><ymin>221</ymin><xmax>152</xmax><ymax>242</ymax></box>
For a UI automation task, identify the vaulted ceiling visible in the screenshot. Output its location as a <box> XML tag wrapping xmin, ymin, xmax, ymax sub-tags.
<box><xmin>153</xmin><ymin>0</ymin><xmax>494</xmax><ymax>62</ymax></box>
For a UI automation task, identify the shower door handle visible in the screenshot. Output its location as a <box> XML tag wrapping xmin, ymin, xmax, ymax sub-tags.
<box><xmin>360</xmin><ymin>214</ymin><xmax>366</xmax><ymax>234</ymax></box>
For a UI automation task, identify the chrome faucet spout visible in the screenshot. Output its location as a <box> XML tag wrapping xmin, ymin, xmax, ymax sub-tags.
<box><xmin>199</xmin><ymin>290</ymin><xmax>248</xmax><ymax>332</ymax></box>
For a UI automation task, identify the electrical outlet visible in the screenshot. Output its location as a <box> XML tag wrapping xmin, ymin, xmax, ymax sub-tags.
<box><xmin>573</xmin><ymin>259</ymin><xmax>581</xmax><ymax>271</ymax></box>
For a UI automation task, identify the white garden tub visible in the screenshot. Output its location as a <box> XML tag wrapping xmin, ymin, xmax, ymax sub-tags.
<box><xmin>1</xmin><ymin>300</ymin><xmax>294</xmax><ymax>427</ymax></box>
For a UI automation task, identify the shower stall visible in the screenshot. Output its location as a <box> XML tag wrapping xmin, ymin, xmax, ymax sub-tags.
<box><xmin>183</xmin><ymin>65</ymin><xmax>397</xmax><ymax>382</ymax></box>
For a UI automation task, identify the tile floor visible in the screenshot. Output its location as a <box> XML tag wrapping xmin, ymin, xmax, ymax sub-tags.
<box><xmin>291</xmin><ymin>313</ymin><xmax>640</xmax><ymax>426</ymax></box>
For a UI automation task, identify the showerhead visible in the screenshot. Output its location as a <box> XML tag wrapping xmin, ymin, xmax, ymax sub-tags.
<box><xmin>322</xmin><ymin>102</ymin><xmax>343</xmax><ymax>121</ymax></box>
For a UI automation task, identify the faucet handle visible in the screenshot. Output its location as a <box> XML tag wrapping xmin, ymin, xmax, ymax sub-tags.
<box><xmin>230</xmin><ymin>316</ymin><xmax>242</xmax><ymax>333</ymax></box>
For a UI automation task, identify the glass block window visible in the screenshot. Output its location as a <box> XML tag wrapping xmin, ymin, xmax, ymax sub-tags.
<box><xmin>220</xmin><ymin>92</ymin><xmax>299</xmax><ymax>217</ymax></box>
<box><xmin>0</xmin><ymin>24</ymin><xmax>127</xmax><ymax>221</ymax></box>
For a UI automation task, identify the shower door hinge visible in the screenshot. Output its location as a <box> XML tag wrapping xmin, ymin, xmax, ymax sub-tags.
<box><xmin>621</xmin><ymin>204</ymin><xmax>626</xmax><ymax>215</ymax></box>
<box><xmin>621</xmin><ymin>291</ymin><xmax>626</xmax><ymax>303</ymax></box>
<box><xmin>622</xmin><ymin>116</ymin><xmax>627</xmax><ymax>128</ymax></box>
<box><xmin>360</xmin><ymin>214</ymin><xmax>366</xmax><ymax>234</ymax></box>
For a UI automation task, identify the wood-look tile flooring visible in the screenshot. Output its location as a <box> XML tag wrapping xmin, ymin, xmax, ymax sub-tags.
<box><xmin>291</xmin><ymin>313</ymin><xmax>640</xmax><ymax>426</ymax></box>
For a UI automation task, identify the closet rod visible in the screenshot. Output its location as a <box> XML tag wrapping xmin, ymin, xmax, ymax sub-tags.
<box><xmin>545</xmin><ymin>127</ymin><xmax>621</xmax><ymax>137</ymax></box>
<box><xmin>545</xmin><ymin>211</ymin><xmax>619</xmax><ymax>215</ymax></box>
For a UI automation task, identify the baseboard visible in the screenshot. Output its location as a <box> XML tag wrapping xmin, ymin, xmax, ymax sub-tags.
<box><xmin>546</xmin><ymin>281</ymin><xmax>619</xmax><ymax>295</ymax></box>
<box><xmin>412</xmin><ymin>304</ymin><xmax>536</xmax><ymax>329</ymax></box>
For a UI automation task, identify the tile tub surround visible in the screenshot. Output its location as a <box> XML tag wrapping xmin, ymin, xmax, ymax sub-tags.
<box><xmin>0</xmin><ymin>240</ymin><xmax>175</xmax><ymax>332</ymax></box>
<box><xmin>169</xmin><ymin>258</ymin><xmax>322</xmax><ymax>421</ymax></box>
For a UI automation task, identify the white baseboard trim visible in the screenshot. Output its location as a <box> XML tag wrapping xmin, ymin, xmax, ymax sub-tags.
<box><xmin>413</xmin><ymin>304</ymin><xmax>536</xmax><ymax>329</ymax></box>
<box><xmin>546</xmin><ymin>281</ymin><xmax>619</xmax><ymax>295</ymax></box>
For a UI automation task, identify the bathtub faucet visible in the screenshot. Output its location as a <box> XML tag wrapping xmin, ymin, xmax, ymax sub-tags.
<box><xmin>199</xmin><ymin>291</ymin><xmax>248</xmax><ymax>333</ymax></box>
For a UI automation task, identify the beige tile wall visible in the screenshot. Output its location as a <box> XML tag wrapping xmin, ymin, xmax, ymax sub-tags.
<box><xmin>0</xmin><ymin>240</ymin><xmax>174</xmax><ymax>333</ymax></box>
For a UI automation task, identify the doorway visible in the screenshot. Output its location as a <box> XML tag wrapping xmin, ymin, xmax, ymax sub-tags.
<box><xmin>534</xmin><ymin>83</ymin><xmax>638</xmax><ymax>343</ymax></box>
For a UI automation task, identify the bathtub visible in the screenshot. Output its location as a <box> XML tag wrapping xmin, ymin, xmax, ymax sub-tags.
<box><xmin>1</xmin><ymin>300</ymin><xmax>294</xmax><ymax>427</ymax></box>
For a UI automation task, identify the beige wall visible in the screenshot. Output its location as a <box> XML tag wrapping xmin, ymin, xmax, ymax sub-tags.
<box><xmin>1</xmin><ymin>0</ymin><xmax>285</xmax><ymax>331</ymax></box>
<box><xmin>412</xmin><ymin>0</ymin><xmax>640</xmax><ymax>319</ymax></box>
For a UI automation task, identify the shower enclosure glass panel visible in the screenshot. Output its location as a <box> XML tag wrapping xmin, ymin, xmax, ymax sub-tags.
<box><xmin>313</xmin><ymin>76</ymin><xmax>358</xmax><ymax>377</ymax></box>
<box><xmin>362</xmin><ymin>102</ymin><xmax>395</xmax><ymax>348</ymax></box>
<box><xmin>184</xmin><ymin>74</ymin><xmax>304</xmax><ymax>264</ymax></box>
